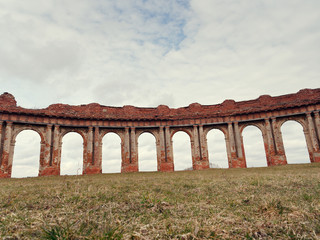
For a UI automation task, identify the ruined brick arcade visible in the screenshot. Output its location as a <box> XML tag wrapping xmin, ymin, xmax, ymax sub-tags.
<box><xmin>0</xmin><ymin>88</ymin><xmax>320</xmax><ymax>178</ymax></box>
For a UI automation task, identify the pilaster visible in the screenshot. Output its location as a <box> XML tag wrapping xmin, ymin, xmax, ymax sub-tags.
<box><xmin>121</xmin><ymin>127</ymin><xmax>138</xmax><ymax>172</ymax></box>
<box><xmin>0</xmin><ymin>122</ymin><xmax>13</xmax><ymax>178</ymax></box>
<box><xmin>39</xmin><ymin>124</ymin><xmax>53</xmax><ymax>176</ymax></box>
<box><xmin>51</xmin><ymin>125</ymin><xmax>61</xmax><ymax>175</ymax></box>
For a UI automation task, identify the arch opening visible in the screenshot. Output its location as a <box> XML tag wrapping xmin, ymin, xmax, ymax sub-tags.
<box><xmin>102</xmin><ymin>133</ymin><xmax>122</xmax><ymax>173</ymax></box>
<box><xmin>207</xmin><ymin>129</ymin><xmax>228</xmax><ymax>168</ymax></box>
<box><xmin>11</xmin><ymin>130</ymin><xmax>41</xmax><ymax>178</ymax></box>
<box><xmin>281</xmin><ymin>120</ymin><xmax>310</xmax><ymax>164</ymax></box>
<box><xmin>138</xmin><ymin>132</ymin><xmax>157</xmax><ymax>172</ymax></box>
<box><xmin>242</xmin><ymin>125</ymin><xmax>268</xmax><ymax>168</ymax></box>
<box><xmin>172</xmin><ymin>131</ymin><xmax>192</xmax><ymax>171</ymax></box>
<box><xmin>61</xmin><ymin>132</ymin><xmax>83</xmax><ymax>175</ymax></box>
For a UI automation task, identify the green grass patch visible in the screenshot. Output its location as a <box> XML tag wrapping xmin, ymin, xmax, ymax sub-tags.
<box><xmin>0</xmin><ymin>163</ymin><xmax>319</xmax><ymax>239</ymax></box>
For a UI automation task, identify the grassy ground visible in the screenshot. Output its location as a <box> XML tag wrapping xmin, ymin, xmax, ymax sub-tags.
<box><xmin>0</xmin><ymin>163</ymin><xmax>320</xmax><ymax>240</ymax></box>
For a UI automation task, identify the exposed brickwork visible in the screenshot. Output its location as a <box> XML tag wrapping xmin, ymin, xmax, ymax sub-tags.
<box><xmin>0</xmin><ymin>89</ymin><xmax>319</xmax><ymax>121</ymax></box>
<box><xmin>0</xmin><ymin>88</ymin><xmax>320</xmax><ymax>178</ymax></box>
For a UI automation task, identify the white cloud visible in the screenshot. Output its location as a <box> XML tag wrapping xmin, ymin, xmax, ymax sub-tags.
<box><xmin>1</xmin><ymin>0</ymin><xmax>319</xmax><ymax>176</ymax></box>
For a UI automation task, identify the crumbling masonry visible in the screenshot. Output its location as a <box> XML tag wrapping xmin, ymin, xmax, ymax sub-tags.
<box><xmin>0</xmin><ymin>88</ymin><xmax>320</xmax><ymax>178</ymax></box>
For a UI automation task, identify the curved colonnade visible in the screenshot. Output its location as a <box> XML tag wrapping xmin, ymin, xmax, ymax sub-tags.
<box><xmin>0</xmin><ymin>88</ymin><xmax>320</xmax><ymax>178</ymax></box>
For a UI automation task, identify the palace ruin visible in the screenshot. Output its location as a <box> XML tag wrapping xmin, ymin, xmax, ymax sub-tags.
<box><xmin>0</xmin><ymin>88</ymin><xmax>320</xmax><ymax>178</ymax></box>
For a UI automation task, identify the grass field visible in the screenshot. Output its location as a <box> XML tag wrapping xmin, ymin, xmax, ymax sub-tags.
<box><xmin>0</xmin><ymin>163</ymin><xmax>320</xmax><ymax>239</ymax></box>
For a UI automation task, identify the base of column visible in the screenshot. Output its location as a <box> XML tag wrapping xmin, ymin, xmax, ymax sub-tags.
<box><xmin>160</xmin><ymin>162</ymin><xmax>174</xmax><ymax>172</ymax></box>
<box><xmin>231</xmin><ymin>158</ymin><xmax>247</xmax><ymax>168</ymax></box>
<box><xmin>269</xmin><ymin>155</ymin><xmax>287</xmax><ymax>166</ymax></box>
<box><xmin>0</xmin><ymin>171</ymin><xmax>10</xmax><ymax>178</ymax></box>
<box><xmin>121</xmin><ymin>164</ymin><xmax>138</xmax><ymax>173</ymax></box>
<box><xmin>39</xmin><ymin>166</ymin><xmax>60</xmax><ymax>176</ymax></box>
<box><xmin>83</xmin><ymin>166</ymin><xmax>101</xmax><ymax>175</ymax></box>
<box><xmin>312</xmin><ymin>152</ymin><xmax>320</xmax><ymax>163</ymax></box>
<box><xmin>193</xmin><ymin>161</ymin><xmax>210</xmax><ymax>170</ymax></box>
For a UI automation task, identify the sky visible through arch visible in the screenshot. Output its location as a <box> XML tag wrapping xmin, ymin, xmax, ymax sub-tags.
<box><xmin>1</xmin><ymin>0</ymin><xmax>319</xmax><ymax>177</ymax></box>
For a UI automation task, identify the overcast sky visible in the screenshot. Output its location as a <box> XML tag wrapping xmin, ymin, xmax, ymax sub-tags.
<box><xmin>1</xmin><ymin>0</ymin><xmax>319</xmax><ymax>177</ymax></box>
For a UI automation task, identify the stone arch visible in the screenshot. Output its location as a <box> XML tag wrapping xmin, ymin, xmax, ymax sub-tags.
<box><xmin>171</xmin><ymin>130</ymin><xmax>193</xmax><ymax>171</ymax></box>
<box><xmin>204</xmin><ymin>125</ymin><xmax>228</xmax><ymax>138</ymax></box>
<box><xmin>170</xmin><ymin>127</ymin><xmax>193</xmax><ymax>141</ymax></box>
<box><xmin>239</xmin><ymin>122</ymin><xmax>265</xmax><ymax>135</ymax></box>
<box><xmin>280</xmin><ymin>119</ymin><xmax>310</xmax><ymax>164</ymax></box>
<box><xmin>101</xmin><ymin>132</ymin><xmax>122</xmax><ymax>173</ymax></box>
<box><xmin>277</xmin><ymin>117</ymin><xmax>308</xmax><ymax>132</ymax></box>
<box><xmin>11</xmin><ymin>125</ymin><xmax>45</xmax><ymax>145</ymax></box>
<box><xmin>136</xmin><ymin>129</ymin><xmax>159</xmax><ymax>145</ymax></box>
<box><xmin>59</xmin><ymin>128</ymin><xmax>87</xmax><ymax>145</ymax></box>
<box><xmin>60</xmin><ymin>130</ymin><xmax>85</xmax><ymax>175</ymax></box>
<box><xmin>241</xmin><ymin>124</ymin><xmax>268</xmax><ymax>167</ymax></box>
<box><xmin>100</xmin><ymin>129</ymin><xmax>124</xmax><ymax>145</ymax></box>
<box><xmin>205</xmin><ymin>127</ymin><xmax>229</xmax><ymax>168</ymax></box>
<box><xmin>11</xmin><ymin>129</ymin><xmax>42</xmax><ymax>178</ymax></box>
<box><xmin>137</xmin><ymin>131</ymin><xmax>158</xmax><ymax>172</ymax></box>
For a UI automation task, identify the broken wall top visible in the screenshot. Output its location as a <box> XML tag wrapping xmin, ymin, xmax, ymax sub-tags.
<box><xmin>0</xmin><ymin>88</ymin><xmax>319</xmax><ymax>121</ymax></box>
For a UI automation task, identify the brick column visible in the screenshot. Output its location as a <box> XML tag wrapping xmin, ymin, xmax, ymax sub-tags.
<box><xmin>263</xmin><ymin>118</ymin><xmax>287</xmax><ymax>166</ymax></box>
<box><xmin>39</xmin><ymin>125</ymin><xmax>53</xmax><ymax>176</ymax></box>
<box><xmin>191</xmin><ymin>125</ymin><xmax>200</xmax><ymax>170</ymax></box>
<box><xmin>192</xmin><ymin>125</ymin><xmax>209</xmax><ymax>170</ymax></box>
<box><xmin>157</xmin><ymin>126</ymin><xmax>166</xmax><ymax>171</ymax></box>
<box><xmin>121</xmin><ymin>127</ymin><xmax>138</xmax><ymax>172</ymax></box>
<box><xmin>130</xmin><ymin>127</ymin><xmax>138</xmax><ymax>172</ymax></box>
<box><xmin>315</xmin><ymin>111</ymin><xmax>320</xmax><ymax>144</ymax></box>
<box><xmin>51</xmin><ymin>125</ymin><xmax>61</xmax><ymax>175</ymax></box>
<box><xmin>306</xmin><ymin>113</ymin><xmax>319</xmax><ymax>151</ymax></box>
<box><xmin>84</xmin><ymin>126</ymin><xmax>102</xmax><ymax>174</ymax></box>
<box><xmin>226</xmin><ymin>122</ymin><xmax>246</xmax><ymax>168</ymax></box>
<box><xmin>121</xmin><ymin>127</ymin><xmax>130</xmax><ymax>172</ymax></box>
<box><xmin>225</xmin><ymin>122</ymin><xmax>235</xmax><ymax>168</ymax></box>
<box><xmin>0</xmin><ymin>122</ymin><xmax>13</xmax><ymax>178</ymax></box>
<box><xmin>83</xmin><ymin>126</ymin><xmax>93</xmax><ymax>174</ymax></box>
<box><xmin>0</xmin><ymin>121</ymin><xmax>3</xmax><ymax>159</ymax></box>
<box><xmin>234</xmin><ymin>122</ymin><xmax>246</xmax><ymax>167</ymax></box>
<box><xmin>271</xmin><ymin>118</ymin><xmax>287</xmax><ymax>165</ymax></box>
<box><xmin>93</xmin><ymin>126</ymin><xmax>102</xmax><ymax>172</ymax></box>
<box><xmin>262</xmin><ymin>119</ymin><xmax>275</xmax><ymax>166</ymax></box>
<box><xmin>306</xmin><ymin>112</ymin><xmax>320</xmax><ymax>162</ymax></box>
<box><xmin>164</xmin><ymin>126</ymin><xmax>174</xmax><ymax>171</ymax></box>
<box><xmin>199</xmin><ymin>125</ymin><xmax>209</xmax><ymax>168</ymax></box>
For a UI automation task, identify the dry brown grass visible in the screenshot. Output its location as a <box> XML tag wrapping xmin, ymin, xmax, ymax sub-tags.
<box><xmin>0</xmin><ymin>163</ymin><xmax>320</xmax><ymax>239</ymax></box>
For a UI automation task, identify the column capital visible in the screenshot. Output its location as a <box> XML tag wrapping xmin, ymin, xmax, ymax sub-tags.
<box><xmin>6</xmin><ymin>121</ymin><xmax>13</xmax><ymax>126</ymax></box>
